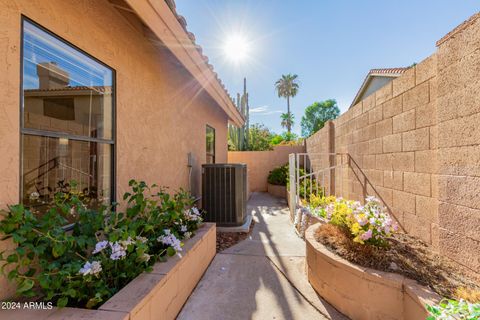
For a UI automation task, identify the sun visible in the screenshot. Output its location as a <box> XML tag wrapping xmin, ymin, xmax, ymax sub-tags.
<box><xmin>222</xmin><ymin>34</ymin><xmax>250</xmax><ymax>63</ymax></box>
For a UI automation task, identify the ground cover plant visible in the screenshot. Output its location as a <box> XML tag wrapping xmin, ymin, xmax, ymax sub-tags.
<box><xmin>426</xmin><ymin>299</ymin><xmax>480</xmax><ymax>320</ymax></box>
<box><xmin>0</xmin><ymin>180</ymin><xmax>203</xmax><ymax>309</ymax></box>
<box><xmin>308</xmin><ymin>194</ymin><xmax>480</xmax><ymax>307</ymax></box>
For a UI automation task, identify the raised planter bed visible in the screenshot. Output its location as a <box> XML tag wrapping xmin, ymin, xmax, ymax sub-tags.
<box><xmin>0</xmin><ymin>223</ymin><xmax>216</xmax><ymax>320</ymax></box>
<box><xmin>267</xmin><ymin>183</ymin><xmax>286</xmax><ymax>199</ymax></box>
<box><xmin>305</xmin><ymin>223</ymin><xmax>440</xmax><ymax>320</ymax></box>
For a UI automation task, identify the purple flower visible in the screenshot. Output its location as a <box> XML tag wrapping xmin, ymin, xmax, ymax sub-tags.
<box><xmin>109</xmin><ymin>242</ymin><xmax>127</xmax><ymax>260</ymax></box>
<box><xmin>79</xmin><ymin>261</ymin><xmax>102</xmax><ymax>276</ymax></box>
<box><xmin>92</xmin><ymin>240</ymin><xmax>109</xmax><ymax>254</ymax></box>
<box><xmin>360</xmin><ymin>229</ymin><xmax>373</xmax><ymax>241</ymax></box>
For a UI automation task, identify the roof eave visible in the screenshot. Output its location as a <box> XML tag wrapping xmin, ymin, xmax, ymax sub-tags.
<box><xmin>124</xmin><ymin>0</ymin><xmax>245</xmax><ymax>127</ymax></box>
<box><xmin>349</xmin><ymin>71</ymin><xmax>406</xmax><ymax>108</ymax></box>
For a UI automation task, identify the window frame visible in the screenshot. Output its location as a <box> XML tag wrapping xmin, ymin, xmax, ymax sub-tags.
<box><xmin>19</xmin><ymin>16</ymin><xmax>116</xmax><ymax>206</ymax></box>
<box><xmin>206</xmin><ymin>125</ymin><xmax>215</xmax><ymax>164</ymax></box>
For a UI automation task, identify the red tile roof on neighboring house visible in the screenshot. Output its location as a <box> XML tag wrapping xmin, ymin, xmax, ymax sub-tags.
<box><xmin>368</xmin><ymin>68</ymin><xmax>410</xmax><ymax>75</ymax></box>
<box><xmin>24</xmin><ymin>86</ymin><xmax>111</xmax><ymax>93</ymax></box>
<box><xmin>350</xmin><ymin>67</ymin><xmax>410</xmax><ymax>108</ymax></box>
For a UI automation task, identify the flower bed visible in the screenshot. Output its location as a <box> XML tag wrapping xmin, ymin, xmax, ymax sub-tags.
<box><xmin>303</xmin><ymin>195</ymin><xmax>480</xmax><ymax>319</ymax></box>
<box><xmin>306</xmin><ymin>222</ymin><xmax>440</xmax><ymax>320</ymax></box>
<box><xmin>0</xmin><ymin>180</ymin><xmax>207</xmax><ymax>310</ymax></box>
<box><xmin>0</xmin><ymin>223</ymin><xmax>216</xmax><ymax>319</ymax></box>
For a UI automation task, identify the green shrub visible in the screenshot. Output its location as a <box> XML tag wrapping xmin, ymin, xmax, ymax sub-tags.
<box><xmin>426</xmin><ymin>299</ymin><xmax>480</xmax><ymax>320</ymax></box>
<box><xmin>268</xmin><ymin>164</ymin><xmax>289</xmax><ymax>186</ymax></box>
<box><xmin>0</xmin><ymin>180</ymin><xmax>202</xmax><ymax>309</ymax></box>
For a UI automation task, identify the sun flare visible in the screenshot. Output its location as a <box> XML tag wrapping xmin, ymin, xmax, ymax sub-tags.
<box><xmin>222</xmin><ymin>34</ymin><xmax>250</xmax><ymax>63</ymax></box>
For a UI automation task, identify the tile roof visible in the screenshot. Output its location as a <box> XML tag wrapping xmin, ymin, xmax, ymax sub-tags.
<box><xmin>350</xmin><ymin>67</ymin><xmax>410</xmax><ymax>108</ymax></box>
<box><xmin>164</xmin><ymin>0</ymin><xmax>234</xmax><ymax>103</ymax></box>
<box><xmin>368</xmin><ymin>68</ymin><xmax>410</xmax><ymax>75</ymax></box>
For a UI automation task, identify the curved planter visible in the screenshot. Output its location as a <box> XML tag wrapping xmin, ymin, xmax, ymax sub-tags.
<box><xmin>1</xmin><ymin>223</ymin><xmax>216</xmax><ymax>320</ymax></box>
<box><xmin>305</xmin><ymin>223</ymin><xmax>440</xmax><ymax>320</ymax></box>
<box><xmin>267</xmin><ymin>183</ymin><xmax>287</xmax><ymax>199</ymax></box>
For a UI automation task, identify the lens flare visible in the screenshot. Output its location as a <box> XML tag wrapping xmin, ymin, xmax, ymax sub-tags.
<box><xmin>222</xmin><ymin>34</ymin><xmax>250</xmax><ymax>63</ymax></box>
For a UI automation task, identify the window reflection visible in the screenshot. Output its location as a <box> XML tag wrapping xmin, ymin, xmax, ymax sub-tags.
<box><xmin>22</xmin><ymin>135</ymin><xmax>112</xmax><ymax>219</ymax></box>
<box><xmin>21</xmin><ymin>19</ymin><xmax>114</xmax><ymax>216</ymax></box>
<box><xmin>206</xmin><ymin>126</ymin><xmax>215</xmax><ymax>164</ymax></box>
<box><xmin>23</xmin><ymin>21</ymin><xmax>113</xmax><ymax>140</ymax></box>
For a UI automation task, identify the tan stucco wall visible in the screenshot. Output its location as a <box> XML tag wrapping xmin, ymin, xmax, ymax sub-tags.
<box><xmin>306</xmin><ymin>13</ymin><xmax>480</xmax><ymax>274</ymax></box>
<box><xmin>0</xmin><ymin>0</ymin><xmax>229</xmax><ymax>299</ymax></box>
<box><xmin>228</xmin><ymin>145</ymin><xmax>306</xmax><ymax>193</ymax></box>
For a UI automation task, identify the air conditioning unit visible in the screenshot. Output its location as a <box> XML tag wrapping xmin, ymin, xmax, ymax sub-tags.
<box><xmin>202</xmin><ymin>163</ymin><xmax>247</xmax><ymax>227</ymax></box>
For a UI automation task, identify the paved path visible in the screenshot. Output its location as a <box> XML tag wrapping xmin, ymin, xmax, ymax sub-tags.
<box><xmin>178</xmin><ymin>192</ymin><xmax>348</xmax><ymax>320</ymax></box>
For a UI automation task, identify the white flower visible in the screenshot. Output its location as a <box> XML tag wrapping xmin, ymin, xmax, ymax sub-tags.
<box><xmin>180</xmin><ymin>225</ymin><xmax>188</xmax><ymax>233</ymax></box>
<box><xmin>120</xmin><ymin>237</ymin><xmax>134</xmax><ymax>247</ymax></box>
<box><xmin>29</xmin><ymin>192</ymin><xmax>40</xmax><ymax>201</ymax></box>
<box><xmin>139</xmin><ymin>253</ymin><xmax>151</xmax><ymax>262</ymax></box>
<box><xmin>109</xmin><ymin>242</ymin><xmax>127</xmax><ymax>260</ymax></box>
<box><xmin>184</xmin><ymin>232</ymin><xmax>192</xmax><ymax>239</ymax></box>
<box><xmin>79</xmin><ymin>261</ymin><xmax>102</xmax><ymax>276</ymax></box>
<box><xmin>185</xmin><ymin>207</ymin><xmax>202</xmax><ymax>222</ymax></box>
<box><xmin>92</xmin><ymin>240</ymin><xmax>109</xmax><ymax>254</ymax></box>
<box><xmin>136</xmin><ymin>236</ymin><xmax>148</xmax><ymax>243</ymax></box>
<box><xmin>69</xmin><ymin>207</ymin><xmax>77</xmax><ymax>216</ymax></box>
<box><xmin>157</xmin><ymin>230</ymin><xmax>182</xmax><ymax>252</ymax></box>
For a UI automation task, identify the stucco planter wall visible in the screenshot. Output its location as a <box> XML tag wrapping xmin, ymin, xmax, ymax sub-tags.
<box><xmin>305</xmin><ymin>223</ymin><xmax>440</xmax><ymax>320</ymax></box>
<box><xmin>267</xmin><ymin>183</ymin><xmax>287</xmax><ymax>199</ymax></box>
<box><xmin>1</xmin><ymin>223</ymin><xmax>216</xmax><ymax>320</ymax></box>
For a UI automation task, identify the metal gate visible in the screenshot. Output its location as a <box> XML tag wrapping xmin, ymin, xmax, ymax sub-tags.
<box><xmin>288</xmin><ymin>153</ymin><xmax>346</xmax><ymax>221</ymax></box>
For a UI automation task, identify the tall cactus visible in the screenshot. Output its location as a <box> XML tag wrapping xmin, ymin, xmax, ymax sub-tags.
<box><xmin>228</xmin><ymin>78</ymin><xmax>250</xmax><ymax>151</ymax></box>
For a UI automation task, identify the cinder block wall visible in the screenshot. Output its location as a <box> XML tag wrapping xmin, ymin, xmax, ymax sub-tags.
<box><xmin>435</xmin><ymin>14</ymin><xmax>480</xmax><ymax>273</ymax></box>
<box><xmin>306</xmin><ymin>13</ymin><xmax>480</xmax><ymax>274</ymax></box>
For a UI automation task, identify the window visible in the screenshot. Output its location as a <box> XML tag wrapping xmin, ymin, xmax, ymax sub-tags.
<box><xmin>206</xmin><ymin>125</ymin><xmax>215</xmax><ymax>164</ymax></box>
<box><xmin>21</xmin><ymin>18</ymin><xmax>114</xmax><ymax>215</ymax></box>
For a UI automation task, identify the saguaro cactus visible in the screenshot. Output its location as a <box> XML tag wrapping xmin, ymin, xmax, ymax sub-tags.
<box><xmin>228</xmin><ymin>78</ymin><xmax>250</xmax><ymax>151</ymax></box>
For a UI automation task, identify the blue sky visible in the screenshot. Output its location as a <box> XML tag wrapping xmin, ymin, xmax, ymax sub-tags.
<box><xmin>176</xmin><ymin>1</ymin><xmax>479</xmax><ymax>136</ymax></box>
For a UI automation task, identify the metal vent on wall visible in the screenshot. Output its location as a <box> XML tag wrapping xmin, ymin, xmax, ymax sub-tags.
<box><xmin>202</xmin><ymin>164</ymin><xmax>247</xmax><ymax>227</ymax></box>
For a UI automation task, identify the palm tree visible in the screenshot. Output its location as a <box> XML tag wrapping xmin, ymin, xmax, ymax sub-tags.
<box><xmin>280</xmin><ymin>112</ymin><xmax>294</xmax><ymax>131</ymax></box>
<box><xmin>275</xmin><ymin>74</ymin><xmax>299</xmax><ymax>133</ymax></box>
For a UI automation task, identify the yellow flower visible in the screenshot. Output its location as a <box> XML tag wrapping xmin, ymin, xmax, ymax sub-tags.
<box><xmin>353</xmin><ymin>235</ymin><xmax>364</xmax><ymax>244</ymax></box>
<box><xmin>351</xmin><ymin>222</ymin><xmax>361</xmax><ymax>234</ymax></box>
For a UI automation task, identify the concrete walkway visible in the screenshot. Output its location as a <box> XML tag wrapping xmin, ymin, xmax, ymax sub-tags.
<box><xmin>178</xmin><ymin>192</ymin><xmax>348</xmax><ymax>320</ymax></box>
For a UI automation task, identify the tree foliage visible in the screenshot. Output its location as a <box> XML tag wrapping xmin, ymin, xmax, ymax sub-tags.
<box><xmin>275</xmin><ymin>74</ymin><xmax>299</xmax><ymax>133</ymax></box>
<box><xmin>248</xmin><ymin>123</ymin><xmax>273</xmax><ymax>151</ymax></box>
<box><xmin>300</xmin><ymin>99</ymin><xmax>340</xmax><ymax>137</ymax></box>
<box><xmin>280</xmin><ymin>112</ymin><xmax>295</xmax><ymax>131</ymax></box>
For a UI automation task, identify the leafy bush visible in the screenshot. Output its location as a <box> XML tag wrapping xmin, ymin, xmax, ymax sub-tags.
<box><xmin>296</xmin><ymin>173</ymin><xmax>323</xmax><ymax>200</ymax></box>
<box><xmin>426</xmin><ymin>299</ymin><xmax>480</xmax><ymax>320</ymax></box>
<box><xmin>284</xmin><ymin>166</ymin><xmax>323</xmax><ymax>200</ymax></box>
<box><xmin>309</xmin><ymin>195</ymin><xmax>398</xmax><ymax>246</ymax></box>
<box><xmin>0</xmin><ymin>180</ymin><xmax>202</xmax><ymax>309</ymax></box>
<box><xmin>268</xmin><ymin>165</ymin><xmax>289</xmax><ymax>186</ymax></box>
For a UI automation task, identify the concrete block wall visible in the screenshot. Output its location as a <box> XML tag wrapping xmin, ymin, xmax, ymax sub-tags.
<box><xmin>306</xmin><ymin>12</ymin><xmax>480</xmax><ymax>274</ymax></box>
<box><xmin>435</xmin><ymin>13</ymin><xmax>480</xmax><ymax>273</ymax></box>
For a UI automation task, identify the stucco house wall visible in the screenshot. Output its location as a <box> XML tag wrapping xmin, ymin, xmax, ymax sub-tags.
<box><xmin>0</xmin><ymin>0</ymin><xmax>235</xmax><ymax>299</ymax></box>
<box><xmin>306</xmin><ymin>12</ymin><xmax>480</xmax><ymax>275</ymax></box>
